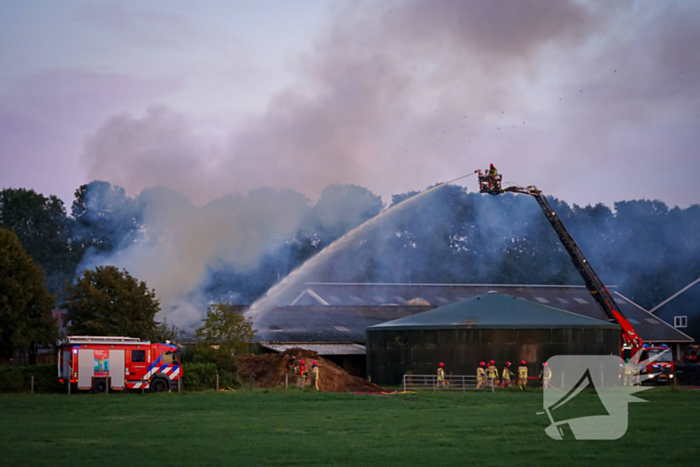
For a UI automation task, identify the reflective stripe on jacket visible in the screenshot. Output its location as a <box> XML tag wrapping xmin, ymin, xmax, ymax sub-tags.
<box><xmin>487</xmin><ymin>365</ymin><xmax>498</xmax><ymax>378</ymax></box>
<box><xmin>542</xmin><ymin>368</ymin><xmax>552</xmax><ymax>380</ymax></box>
<box><xmin>518</xmin><ymin>366</ymin><xmax>528</xmax><ymax>378</ymax></box>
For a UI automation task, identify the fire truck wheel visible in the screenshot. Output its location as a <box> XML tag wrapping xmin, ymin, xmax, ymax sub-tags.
<box><xmin>92</xmin><ymin>379</ymin><xmax>107</xmax><ymax>394</ymax></box>
<box><xmin>151</xmin><ymin>378</ymin><xmax>169</xmax><ymax>393</ymax></box>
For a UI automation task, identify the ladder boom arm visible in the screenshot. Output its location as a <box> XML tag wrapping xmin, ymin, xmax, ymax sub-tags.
<box><xmin>503</xmin><ymin>186</ymin><xmax>643</xmax><ymax>349</ymax></box>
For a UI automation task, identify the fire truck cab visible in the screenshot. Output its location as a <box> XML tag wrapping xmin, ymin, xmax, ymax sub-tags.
<box><xmin>58</xmin><ymin>336</ymin><xmax>181</xmax><ymax>393</ymax></box>
<box><xmin>638</xmin><ymin>344</ymin><xmax>674</xmax><ymax>385</ymax></box>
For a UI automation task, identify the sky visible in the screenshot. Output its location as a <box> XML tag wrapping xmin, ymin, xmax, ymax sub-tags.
<box><xmin>2</xmin><ymin>0</ymin><xmax>700</xmax><ymax>209</ymax></box>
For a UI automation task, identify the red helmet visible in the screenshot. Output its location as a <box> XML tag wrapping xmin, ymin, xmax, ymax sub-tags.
<box><xmin>312</xmin><ymin>360</ymin><xmax>317</xmax><ymax>366</ymax></box>
<box><xmin>479</xmin><ymin>361</ymin><xmax>485</xmax><ymax>366</ymax></box>
<box><xmin>521</xmin><ymin>360</ymin><xmax>526</xmax><ymax>365</ymax></box>
<box><xmin>490</xmin><ymin>163</ymin><xmax>494</xmax><ymax>167</ymax></box>
<box><xmin>489</xmin><ymin>360</ymin><xmax>495</xmax><ymax>365</ymax></box>
<box><xmin>543</xmin><ymin>362</ymin><xmax>548</xmax><ymax>366</ymax></box>
<box><xmin>439</xmin><ymin>362</ymin><xmax>444</xmax><ymax>367</ymax></box>
<box><xmin>506</xmin><ymin>361</ymin><xmax>511</xmax><ymax>366</ymax></box>
<box><xmin>300</xmin><ymin>360</ymin><xmax>305</xmax><ymax>364</ymax></box>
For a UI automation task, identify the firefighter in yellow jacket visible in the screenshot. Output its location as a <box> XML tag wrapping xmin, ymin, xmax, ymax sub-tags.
<box><xmin>540</xmin><ymin>362</ymin><xmax>552</xmax><ymax>389</ymax></box>
<box><xmin>487</xmin><ymin>360</ymin><xmax>500</xmax><ymax>387</ymax></box>
<box><xmin>623</xmin><ymin>358</ymin><xmax>634</xmax><ymax>386</ymax></box>
<box><xmin>437</xmin><ymin>362</ymin><xmax>447</xmax><ymax>388</ymax></box>
<box><xmin>311</xmin><ymin>360</ymin><xmax>320</xmax><ymax>391</ymax></box>
<box><xmin>518</xmin><ymin>360</ymin><xmax>528</xmax><ymax>390</ymax></box>
<box><xmin>476</xmin><ymin>361</ymin><xmax>486</xmax><ymax>388</ymax></box>
<box><xmin>502</xmin><ymin>361</ymin><xmax>515</xmax><ymax>387</ymax></box>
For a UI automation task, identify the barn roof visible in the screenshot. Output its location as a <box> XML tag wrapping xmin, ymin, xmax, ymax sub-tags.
<box><xmin>257</xmin><ymin>283</ymin><xmax>692</xmax><ymax>343</ymax></box>
<box><xmin>368</xmin><ymin>293</ymin><xmax>619</xmax><ymax>330</ymax></box>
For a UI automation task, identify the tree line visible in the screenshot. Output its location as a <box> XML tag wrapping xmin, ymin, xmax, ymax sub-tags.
<box><xmin>1</xmin><ymin>180</ymin><xmax>699</xmax><ymax>362</ymax></box>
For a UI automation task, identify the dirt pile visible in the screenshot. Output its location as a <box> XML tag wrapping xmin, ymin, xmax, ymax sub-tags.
<box><xmin>237</xmin><ymin>348</ymin><xmax>385</xmax><ymax>392</ymax></box>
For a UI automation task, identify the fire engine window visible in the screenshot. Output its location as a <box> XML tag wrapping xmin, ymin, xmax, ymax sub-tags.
<box><xmin>132</xmin><ymin>350</ymin><xmax>146</xmax><ymax>363</ymax></box>
<box><xmin>162</xmin><ymin>352</ymin><xmax>174</xmax><ymax>364</ymax></box>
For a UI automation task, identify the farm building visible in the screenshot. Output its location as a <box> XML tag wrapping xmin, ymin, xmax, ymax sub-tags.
<box><xmin>365</xmin><ymin>293</ymin><xmax>620</xmax><ymax>385</ymax></box>
<box><xmin>252</xmin><ymin>283</ymin><xmax>693</xmax><ymax>377</ymax></box>
<box><xmin>648</xmin><ymin>278</ymin><xmax>699</xmax><ymax>346</ymax></box>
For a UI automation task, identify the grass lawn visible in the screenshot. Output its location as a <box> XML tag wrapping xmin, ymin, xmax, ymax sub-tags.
<box><xmin>0</xmin><ymin>388</ymin><xmax>698</xmax><ymax>466</ymax></box>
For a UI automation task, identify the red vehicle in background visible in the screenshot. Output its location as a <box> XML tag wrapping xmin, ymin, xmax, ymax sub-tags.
<box><xmin>637</xmin><ymin>344</ymin><xmax>674</xmax><ymax>384</ymax></box>
<box><xmin>685</xmin><ymin>345</ymin><xmax>699</xmax><ymax>363</ymax></box>
<box><xmin>58</xmin><ymin>336</ymin><xmax>181</xmax><ymax>393</ymax></box>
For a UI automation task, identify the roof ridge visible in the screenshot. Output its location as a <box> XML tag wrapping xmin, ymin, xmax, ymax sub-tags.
<box><xmin>305</xmin><ymin>282</ymin><xmax>617</xmax><ymax>289</ymax></box>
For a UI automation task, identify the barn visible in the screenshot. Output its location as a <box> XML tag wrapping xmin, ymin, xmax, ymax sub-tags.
<box><xmin>252</xmin><ymin>283</ymin><xmax>693</xmax><ymax>378</ymax></box>
<box><xmin>365</xmin><ymin>293</ymin><xmax>620</xmax><ymax>385</ymax></box>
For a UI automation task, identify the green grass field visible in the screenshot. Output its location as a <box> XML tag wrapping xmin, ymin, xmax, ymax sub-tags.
<box><xmin>1</xmin><ymin>388</ymin><xmax>698</xmax><ymax>466</ymax></box>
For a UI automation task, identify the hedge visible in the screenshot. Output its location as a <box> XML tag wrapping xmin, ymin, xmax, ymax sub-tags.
<box><xmin>181</xmin><ymin>363</ymin><xmax>239</xmax><ymax>391</ymax></box>
<box><xmin>0</xmin><ymin>363</ymin><xmax>239</xmax><ymax>393</ymax></box>
<box><xmin>0</xmin><ymin>364</ymin><xmax>63</xmax><ymax>393</ymax></box>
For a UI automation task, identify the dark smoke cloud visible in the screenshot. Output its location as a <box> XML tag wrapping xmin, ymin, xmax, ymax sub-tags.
<box><xmin>83</xmin><ymin>0</ymin><xmax>632</xmax><ymax>204</ymax></box>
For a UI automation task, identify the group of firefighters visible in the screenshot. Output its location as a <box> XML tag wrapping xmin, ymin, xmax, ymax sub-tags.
<box><xmin>437</xmin><ymin>360</ymin><xmax>553</xmax><ymax>390</ymax></box>
<box><xmin>288</xmin><ymin>356</ymin><xmax>639</xmax><ymax>391</ymax></box>
<box><xmin>292</xmin><ymin>358</ymin><xmax>321</xmax><ymax>390</ymax></box>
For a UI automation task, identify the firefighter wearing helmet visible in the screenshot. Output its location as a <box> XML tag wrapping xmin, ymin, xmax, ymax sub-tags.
<box><xmin>518</xmin><ymin>361</ymin><xmax>528</xmax><ymax>390</ymax></box>
<box><xmin>502</xmin><ymin>361</ymin><xmax>515</xmax><ymax>387</ymax></box>
<box><xmin>487</xmin><ymin>360</ymin><xmax>500</xmax><ymax>387</ymax></box>
<box><xmin>486</xmin><ymin>163</ymin><xmax>498</xmax><ymax>190</ymax></box>
<box><xmin>311</xmin><ymin>360</ymin><xmax>320</xmax><ymax>391</ymax></box>
<box><xmin>540</xmin><ymin>362</ymin><xmax>552</xmax><ymax>389</ymax></box>
<box><xmin>623</xmin><ymin>358</ymin><xmax>633</xmax><ymax>386</ymax></box>
<box><xmin>437</xmin><ymin>362</ymin><xmax>446</xmax><ymax>387</ymax></box>
<box><xmin>296</xmin><ymin>359</ymin><xmax>308</xmax><ymax>388</ymax></box>
<box><xmin>476</xmin><ymin>362</ymin><xmax>486</xmax><ymax>389</ymax></box>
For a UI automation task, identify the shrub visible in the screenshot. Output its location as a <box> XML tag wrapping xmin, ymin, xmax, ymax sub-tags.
<box><xmin>181</xmin><ymin>362</ymin><xmax>240</xmax><ymax>391</ymax></box>
<box><xmin>0</xmin><ymin>364</ymin><xmax>63</xmax><ymax>393</ymax></box>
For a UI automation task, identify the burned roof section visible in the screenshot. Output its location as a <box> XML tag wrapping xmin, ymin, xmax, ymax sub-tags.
<box><xmin>258</xmin><ymin>283</ymin><xmax>691</xmax><ymax>343</ymax></box>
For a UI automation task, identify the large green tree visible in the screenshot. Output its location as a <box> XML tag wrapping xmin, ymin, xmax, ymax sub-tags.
<box><xmin>65</xmin><ymin>266</ymin><xmax>160</xmax><ymax>339</ymax></box>
<box><xmin>0</xmin><ymin>229</ymin><xmax>58</xmax><ymax>362</ymax></box>
<box><xmin>195</xmin><ymin>302</ymin><xmax>256</xmax><ymax>355</ymax></box>
<box><xmin>0</xmin><ymin>188</ymin><xmax>77</xmax><ymax>296</ymax></box>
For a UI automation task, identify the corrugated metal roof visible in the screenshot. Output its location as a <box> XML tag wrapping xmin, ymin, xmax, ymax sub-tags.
<box><xmin>253</xmin><ymin>305</ymin><xmax>432</xmax><ymax>343</ymax></box>
<box><xmin>368</xmin><ymin>294</ymin><xmax>619</xmax><ymax>330</ymax></box>
<box><xmin>260</xmin><ymin>343</ymin><xmax>366</xmax><ymax>355</ymax></box>
<box><xmin>298</xmin><ymin>283</ymin><xmax>692</xmax><ymax>342</ymax></box>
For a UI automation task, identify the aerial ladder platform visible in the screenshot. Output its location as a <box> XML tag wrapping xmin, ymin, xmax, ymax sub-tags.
<box><xmin>476</xmin><ymin>168</ymin><xmax>643</xmax><ymax>355</ymax></box>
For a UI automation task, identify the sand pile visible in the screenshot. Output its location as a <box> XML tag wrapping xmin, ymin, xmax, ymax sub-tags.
<box><xmin>237</xmin><ymin>348</ymin><xmax>385</xmax><ymax>392</ymax></box>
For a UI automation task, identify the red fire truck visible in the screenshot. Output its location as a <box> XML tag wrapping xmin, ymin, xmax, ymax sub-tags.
<box><xmin>58</xmin><ymin>336</ymin><xmax>182</xmax><ymax>393</ymax></box>
<box><xmin>638</xmin><ymin>344</ymin><xmax>675</xmax><ymax>384</ymax></box>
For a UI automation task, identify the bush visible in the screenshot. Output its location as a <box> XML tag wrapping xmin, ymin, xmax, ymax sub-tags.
<box><xmin>0</xmin><ymin>364</ymin><xmax>63</xmax><ymax>393</ymax></box>
<box><xmin>181</xmin><ymin>363</ymin><xmax>240</xmax><ymax>391</ymax></box>
<box><xmin>181</xmin><ymin>363</ymin><xmax>217</xmax><ymax>391</ymax></box>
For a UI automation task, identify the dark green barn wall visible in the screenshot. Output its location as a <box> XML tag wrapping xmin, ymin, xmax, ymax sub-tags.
<box><xmin>366</xmin><ymin>327</ymin><xmax>620</xmax><ymax>386</ymax></box>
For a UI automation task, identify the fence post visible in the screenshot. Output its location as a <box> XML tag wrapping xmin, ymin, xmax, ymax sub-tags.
<box><xmin>105</xmin><ymin>376</ymin><xmax>109</xmax><ymax>395</ymax></box>
<box><xmin>142</xmin><ymin>380</ymin><xmax>145</xmax><ymax>394</ymax></box>
<box><xmin>216</xmin><ymin>374</ymin><xmax>219</xmax><ymax>392</ymax></box>
<box><xmin>67</xmin><ymin>380</ymin><xmax>71</xmax><ymax>396</ymax></box>
<box><xmin>31</xmin><ymin>375</ymin><xmax>34</xmax><ymax>394</ymax></box>
<box><xmin>285</xmin><ymin>372</ymin><xmax>288</xmax><ymax>390</ymax></box>
<box><xmin>178</xmin><ymin>376</ymin><xmax>181</xmax><ymax>394</ymax></box>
